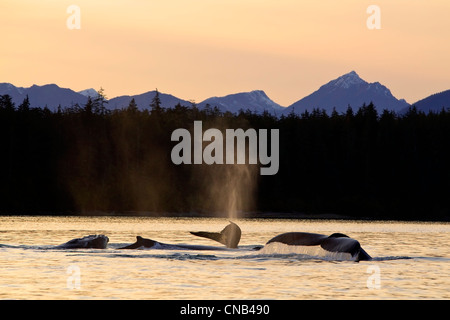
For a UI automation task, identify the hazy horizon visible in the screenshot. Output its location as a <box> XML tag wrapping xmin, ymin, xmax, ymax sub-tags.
<box><xmin>1</xmin><ymin>0</ymin><xmax>449</xmax><ymax>106</ymax></box>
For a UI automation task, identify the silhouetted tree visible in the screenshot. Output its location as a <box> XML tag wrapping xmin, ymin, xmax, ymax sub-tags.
<box><xmin>126</xmin><ymin>98</ymin><xmax>138</xmax><ymax>113</ymax></box>
<box><xmin>150</xmin><ymin>88</ymin><xmax>162</xmax><ymax>114</ymax></box>
<box><xmin>0</xmin><ymin>94</ymin><xmax>15</xmax><ymax>111</ymax></box>
<box><xmin>18</xmin><ymin>95</ymin><xmax>30</xmax><ymax>112</ymax></box>
<box><xmin>93</xmin><ymin>87</ymin><xmax>109</xmax><ymax>115</ymax></box>
<box><xmin>84</xmin><ymin>96</ymin><xmax>94</xmax><ymax>115</ymax></box>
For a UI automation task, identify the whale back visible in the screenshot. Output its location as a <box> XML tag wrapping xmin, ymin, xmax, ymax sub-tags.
<box><xmin>57</xmin><ymin>235</ymin><xmax>109</xmax><ymax>249</ymax></box>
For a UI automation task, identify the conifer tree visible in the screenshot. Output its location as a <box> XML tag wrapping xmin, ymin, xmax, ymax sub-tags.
<box><xmin>126</xmin><ymin>98</ymin><xmax>138</xmax><ymax>113</ymax></box>
<box><xmin>150</xmin><ymin>88</ymin><xmax>162</xmax><ymax>114</ymax></box>
<box><xmin>94</xmin><ymin>87</ymin><xmax>109</xmax><ymax>115</ymax></box>
<box><xmin>0</xmin><ymin>94</ymin><xmax>15</xmax><ymax>111</ymax></box>
<box><xmin>18</xmin><ymin>95</ymin><xmax>30</xmax><ymax>112</ymax></box>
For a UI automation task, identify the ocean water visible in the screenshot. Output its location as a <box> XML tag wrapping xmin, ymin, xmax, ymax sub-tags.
<box><xmin>0</xmin><ymin>216</ymin><xmax>449</xmax><ymax>300</ymax></box>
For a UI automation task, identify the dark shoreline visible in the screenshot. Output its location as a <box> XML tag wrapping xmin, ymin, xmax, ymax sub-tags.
<box><xmin>1</xmin><ymin>100</ymin><xmax>449</xmax><ymax>223</ymax></box>
<box><xmin>1</xmin><ymin>211</ymin><xmax>449</xmax><ymax>222</ymax></box>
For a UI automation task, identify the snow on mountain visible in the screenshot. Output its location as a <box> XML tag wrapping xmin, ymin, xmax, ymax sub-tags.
<box><xmin>78</xmin><ymin>88</ymin><xmax>98</xmax><ymax>98</ymax></box>
<box><xmin>198</xmin><ymin>90</ymin><xmax>285</xmax><ymax>115</ymax></box>
<box><xmin>328</xmin><ymin>70</ymin><xmax>365</xmax><ymax>89</ymax></box>
<box><xmin>284</xmin><ymin>71</ymin><xmax>410</xmax><ymax>115</ymax></box>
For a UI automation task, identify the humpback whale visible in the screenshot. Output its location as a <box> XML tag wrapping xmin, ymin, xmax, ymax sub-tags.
<box><xmin>264</xmin><ymin>232</ymin><xmax>372</xmax><ymax>261</ymax></box>
<box><xmin>119</xmin><ymin>222</ymin><xmax>241</xmax><ymax>250</ymax></box>
<box><xmin>56</xmin><ymin>235</ymin><xmax>109</xmax><ymax>249</ymax></box>
<box><xmin>190</xmin><ymin>221</ymin><xmax>241</xmax><ymax>248</ymax></box>
<box><xmin>118</xmin><ymin>236</ymin><xmax>229</xmax><ymax>251</ymax></box>
<box><xmin>53</xmin><ymin>223</ymin><xmax>372</xmax><ymax>262</ymax></box>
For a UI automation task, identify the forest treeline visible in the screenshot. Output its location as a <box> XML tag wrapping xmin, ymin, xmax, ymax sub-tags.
<box><xmin>0</xmin><ymin>92</ymin><xmax>449</xmax><ymax>220</ymax></box>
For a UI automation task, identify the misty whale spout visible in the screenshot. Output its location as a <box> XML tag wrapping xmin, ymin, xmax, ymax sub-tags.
<box><xmin>56</xmin><ymin>235</ymin><xmax>109</xmax><ymax>249</ymax></box>
<box><xmin>264</xmin><ymin>232</ymin><xmax>372</xmax><ymax>261</ymax></box>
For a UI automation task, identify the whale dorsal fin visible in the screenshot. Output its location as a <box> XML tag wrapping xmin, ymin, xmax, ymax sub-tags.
<box><xmin>119</xmin><ymin>236</ymin><xmax>156</xmax><ymax>249</ymax></box>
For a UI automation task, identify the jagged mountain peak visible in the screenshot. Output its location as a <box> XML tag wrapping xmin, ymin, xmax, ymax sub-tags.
<box><xmin>285</xmin><ymin>71</ymin><xmax>409</xmax><ymax>114</ymax></box>
<box><xmin>327</xmin><ymin>71</ymin><xmax>365</xmax><ymax>89</ymax></box>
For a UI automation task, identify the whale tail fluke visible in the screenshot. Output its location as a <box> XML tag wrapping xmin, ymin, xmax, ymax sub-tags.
<box><xmin>265</xmin><ymin>232</ymin><xmax>372</xmax><ymax>261</ymax></box>
<box><xmin>190</xmin><ymin>221</ymin><xmax>241</xmax><ymax>248</ymax></box>
<box><xmin>322</xmin><ymin>233</ymin><xmax>372</xmax><ymax>261</ymax></box>
<box><xmin>190</xmin><ymin>231</ymin><xmax>223</xmax><ymax>243</ymax></box>
<box><xmin>356</xmin><ymin>247</ymin><xmax>372</xmax><ymax>261</ymax></box>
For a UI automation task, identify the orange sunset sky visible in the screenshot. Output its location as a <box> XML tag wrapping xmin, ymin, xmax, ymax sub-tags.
<box><xmin>1</xmin><ymin>0</ymin><xmax>449</xmax><ymax>106</ymax></box>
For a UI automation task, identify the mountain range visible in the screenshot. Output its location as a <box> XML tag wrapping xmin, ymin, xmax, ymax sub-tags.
<box><xmin>0</xmin><ymin>83</ymin><xmax>88</xmax><ymax>110</ymax></box>
<box><xmin>1</xmin><ymin>71</ymin><xmax>449</xmax><ymax>115</ymax></box>
<box><xmin>107</xmin><ymin>91</ymin><xmax>191</xmax><ymax>110</ymax></box>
